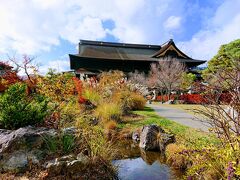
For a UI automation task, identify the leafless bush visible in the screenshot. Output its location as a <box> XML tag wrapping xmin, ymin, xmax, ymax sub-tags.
<box><xmin>149</xmin><ymin>59</ymin><xmax>186</xmax><ymax>100</ymax></box>
<box><xmin>8</xmin><ymin>54</ymin><xmax>38</xmax><ymax>85</ymax></box>
<box><xmin>196</xmin><ymin>59</ymin><xmax>240</xmax><ymax>150</ymax></box>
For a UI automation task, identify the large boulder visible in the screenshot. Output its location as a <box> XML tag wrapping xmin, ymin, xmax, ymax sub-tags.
<box><xmin>0</xmin><ymin>126</ymin><xmax>57</xmax><ymax>172</ymax></box>
<box><xmin>139</xmin><ymin>124</ymin><xmax>175</xmax><ymax>152</ymax></box>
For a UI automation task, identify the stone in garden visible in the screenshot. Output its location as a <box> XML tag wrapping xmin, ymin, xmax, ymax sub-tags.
<box><xmin>132</xmin><ymin>131</ymin><xmax>140</xmax><ymax>142</ymax></box>
<box><xmin>66</xmin><ymin>159</ymin><xmax>86</xmax><ymax>174</ymax></box>
<box><xmin>139</xmin><ymin>124</ymin><xmax>160</xmax><ymax>151</ymax></box>
<box><xmin>44</xmin><ymin>153</ymin><xmax>90</xmax><ymax>177</ymax></box>
<box><xmin>77</xmin><ymin>152</ymin><xmax>90</xmax><ymax>164</ymax></box>
<box><xmin>58</xmin><ymin>154</ymin><xmax>76</xmax><ymax>162</ymax></box>
<box><xmin>62</xmin><ymin>127</ymin><xmax>77</xmax><ymax>135</ymax></box>
<box><xmin>45</xmin><ymin>159</ymin><xmax>67</xmax><ymax>175</ymax></box>
<box><xmin>0</xmin><ymin>126</ymin><xmax>57</xmax><ymax>172</ymax></box>
<box><xmin>0</xmin><ymin>126</ymin><xmax>57</xmax><ymax>154</ymax></box>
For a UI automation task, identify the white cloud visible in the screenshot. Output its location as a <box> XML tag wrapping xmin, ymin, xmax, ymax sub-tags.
<box><xmin>0</xmin><ymin>0</ymin><xmax>188</xmax><ymax>56</ymax></box>
<box><xmin>164</xmin><ymin>16</ymin><xmax>182</xmax><ymax>30</ymax></box>
<box><xmin>38</xmin><ymin>59</ymin><xmax>70</xmax><ymax>75</ymax></box>
<box><xmin>0</xmin><ymin>0</ymin><xmax>239</xmax><ymax>73</ymax></box>
<box><xmin>179</xmin><ymin>0</ymin><xmax>240</xmax><ymax>61</ymax></box>
<box><xmin>60</xmin><ymin>16</ymin><xmax>106</xmax><ymax>43</ymax></box>
<box><xmin>0</xmin><ymin>0</ymin><xmax>148</xmax><ymax>55</ymax></box>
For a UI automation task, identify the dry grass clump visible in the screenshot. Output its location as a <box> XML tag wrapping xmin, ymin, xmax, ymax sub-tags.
<box><xmin>117</xmin><ymin>128</ymin><xmax>134</xmax><ymax>140</ymax></box>
<box><xmin>94</xmin><ymin>102</ymin><xmax>122</xmax><ymax>122</ymax></box>
<box><xmin>130</xmin><ymin>92</ymin><xmax>146</xmax><ymax>110</ymax></box>
<box><xmin>76</xmin><ymin>117</ymin><xmax>117</xmax><ymax>160</ymax></box>
<box><xmin>113</xmin><ymin>90</ymin><xmax>146</xmax><ymax>114</ymax></box>
<box><xmin>59</xmin><ymin>100</ymin><xmax>83</xmax><ymax>127</ymax></box>
<box><xmin>104</xmin><ymin>120</ymin><xmax>117</xmax><ymax>130</ymax></box>
<box><xmin>82</xmin><ymin>88</ymin><xmax>101</xmax><ymax>105</ymax></box>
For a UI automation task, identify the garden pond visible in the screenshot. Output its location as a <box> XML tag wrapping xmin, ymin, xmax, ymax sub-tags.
<box><xmin>112</xmin><ymin>140</ymin><xmax>183</xmax><ymax>180</ymax></box>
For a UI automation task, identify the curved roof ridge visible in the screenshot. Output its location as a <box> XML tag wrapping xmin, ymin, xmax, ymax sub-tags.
<box><xmin>152</xmin><ymin>39</ymin><xmax>192</xmax><ymax>59</ymax></box>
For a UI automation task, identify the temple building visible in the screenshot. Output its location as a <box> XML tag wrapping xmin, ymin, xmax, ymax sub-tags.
<box><xmin>69</xmin><ymin>39</ymin><xmax>205</xmax><ymax>78</ymax></box>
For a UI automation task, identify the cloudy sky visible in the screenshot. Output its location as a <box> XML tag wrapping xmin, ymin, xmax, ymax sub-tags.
<box><xmin>0</xmin><ymin>0</ymin><xmax>239</xmax><ymax>74</ymax></box>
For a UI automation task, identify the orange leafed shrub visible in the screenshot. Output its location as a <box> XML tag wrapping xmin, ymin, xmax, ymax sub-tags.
<box><xmin>0</xmin><ymin>62</ymin><xmax>20</xmax><ymax>92</ymax></box>
<box><xmin>72</xmin><ymin>77</ymin><xmax>86</xmax><ymax>103</ymax></box>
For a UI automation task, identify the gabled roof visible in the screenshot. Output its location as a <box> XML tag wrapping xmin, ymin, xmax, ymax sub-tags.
<box><xmin>152</xmin><ymin>39</ymin><xmax>191</xmax><ymax>59</ymax></box>
<box><xmin>77</xmin><ymin>40</ymin><xmax>160</xmax><ymax>61</ymax></box>
<box><xmin>70</xmin><ymin>39</ymin><xmax>206</xmax><ymax>66</ymax></box>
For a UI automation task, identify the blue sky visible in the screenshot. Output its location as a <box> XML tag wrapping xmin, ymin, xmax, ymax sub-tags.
<box><xmin>0</xmin><ymin>0</ymin><xmax>239</xmax><ymax>74</ymax></box>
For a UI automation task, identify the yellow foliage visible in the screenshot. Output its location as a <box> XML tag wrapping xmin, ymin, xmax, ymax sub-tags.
<box><xmin>98</xmin><ymin>70</ymin><xmax>125</xmax><ymax>88</ymax></box>
<box><xmin>36</xmin><ymin>72</ymin><xmax>75</xmax><ymax>103</ymax></box>
<box><xmin>166</xmin><ymin>144</ymin><xmax>190</xmax><ymax>171</ymax></box>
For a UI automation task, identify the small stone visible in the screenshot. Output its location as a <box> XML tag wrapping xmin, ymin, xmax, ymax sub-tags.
<box><xmin>46</xmin><ymin>160</ymin><xmax>66</xmax><ymax>175</ymax></box>
<box><xmin>66</xmin><ymin>159</ymin><xmax>86</xmax><ymax>174</ymax></box>
<box><xmin>58</xmin><ymin>154</ymin><xmax>76</xmax><ymax>162</ymax></box>
<box><xmin>62</xmin><ymin>127</ymin><xmax>77</xmax><ymax>135</ymax></box>
<box><xmin>132</xmin><ymin>131</ymin><xmax>140</xmax><ymax>142</ymax></box>
<box><xmin>77</xmin><ymin>153</ymin><xmax>90</xmax><ymax>164</ymax></box>
<box><xmin>4</xmin><ymin>152</ymin><xmax>28</xmax><ymax>172</ymax></box>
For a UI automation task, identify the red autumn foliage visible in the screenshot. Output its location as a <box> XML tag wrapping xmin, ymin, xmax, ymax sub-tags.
<box><xmin>72</xmin><ymin>77</ymin><xmax>86</xmax><ymax>104</ymax></box>
<box><xmin>179</xmin><ymin>94</ymin><xmax>205</xmax><ymax>104</ymax></box>
<box><xmin>156</xmin><ymin>93</ymin><xmax>232</xmax><ymax>104</ymax></box>
<box><xmin>219</xmin><ymin>93</ymin><xmax>232</xmax><ymax>103</ymax></box>
<box><xmin>156</xmin><ymin>94</ymin><xmax>205</xmax><ymax>104</ymax></box>
<box><xmin>0</xmin><ymin>61</ymin><xmax>21</xmax><ymax>92</ymax></box>
<box><xmin>156</xmin><ymin>95</ymin><xmax>176</xmax><ymax>102</ymax></box>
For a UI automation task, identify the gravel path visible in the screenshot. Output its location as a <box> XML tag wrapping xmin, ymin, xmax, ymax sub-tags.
<box><xmin>148</xmin><ymin>104</ymin><xmax>209</xmax><ymax>132</ymax></box>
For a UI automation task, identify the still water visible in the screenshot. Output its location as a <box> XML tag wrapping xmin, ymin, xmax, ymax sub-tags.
<box><xmin>112</xmin><ymin>140</ymin><xmax>182</xmax><ymax>180</ymax></box>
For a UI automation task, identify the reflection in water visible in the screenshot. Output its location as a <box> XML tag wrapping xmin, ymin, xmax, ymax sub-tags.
<box><xmin>112</xmin><ymin>140</ymin><xmax>182</xmax><ymax>180</ymax></box>
<box><xmin>113</xmin><ymin>158</ymin><xmax>171</xmax><ymax>180</ymax></box>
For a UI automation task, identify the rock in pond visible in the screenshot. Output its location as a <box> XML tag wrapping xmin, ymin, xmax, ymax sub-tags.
<box><xmin>139</xmin><ymin>124</ymin><xmax>175</xmax><ymax>152</ymax></box>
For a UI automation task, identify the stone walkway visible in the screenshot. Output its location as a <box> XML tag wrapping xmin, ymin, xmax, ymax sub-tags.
<box><xmin>148</xmin><ymin>104</ymin><xmax>209</xmax><ymax>132</ymax></box>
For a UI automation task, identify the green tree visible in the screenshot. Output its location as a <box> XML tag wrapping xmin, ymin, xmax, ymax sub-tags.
<box><xmin>203</xmin><ymin>39</ymin><xmax>240</xmax><ymax>79</ymax></box>
<box><xmin>181</xmin><ymin>72</ymin><xmax>197</xmax><ymax>91</ymax></box>
<box><xmin>0</xmin><ymin>83</ymin><xmax>49</xmax><ymax>129</ymax></box>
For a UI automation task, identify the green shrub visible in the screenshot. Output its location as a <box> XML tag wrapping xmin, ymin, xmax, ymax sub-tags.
<box><xmin>43</xmin><ymin>136</ymin><xmax>58</xmax><ymax>153</ymax></box>
<box><xmin>61</xmin><ymin>133</ymin><xmax>76</xmax><ymax>154</ymax></box>
<box><xmin>0</xmin><ymin>83</ymin><xmax>49</xmax><ymax>129</ymax></box>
